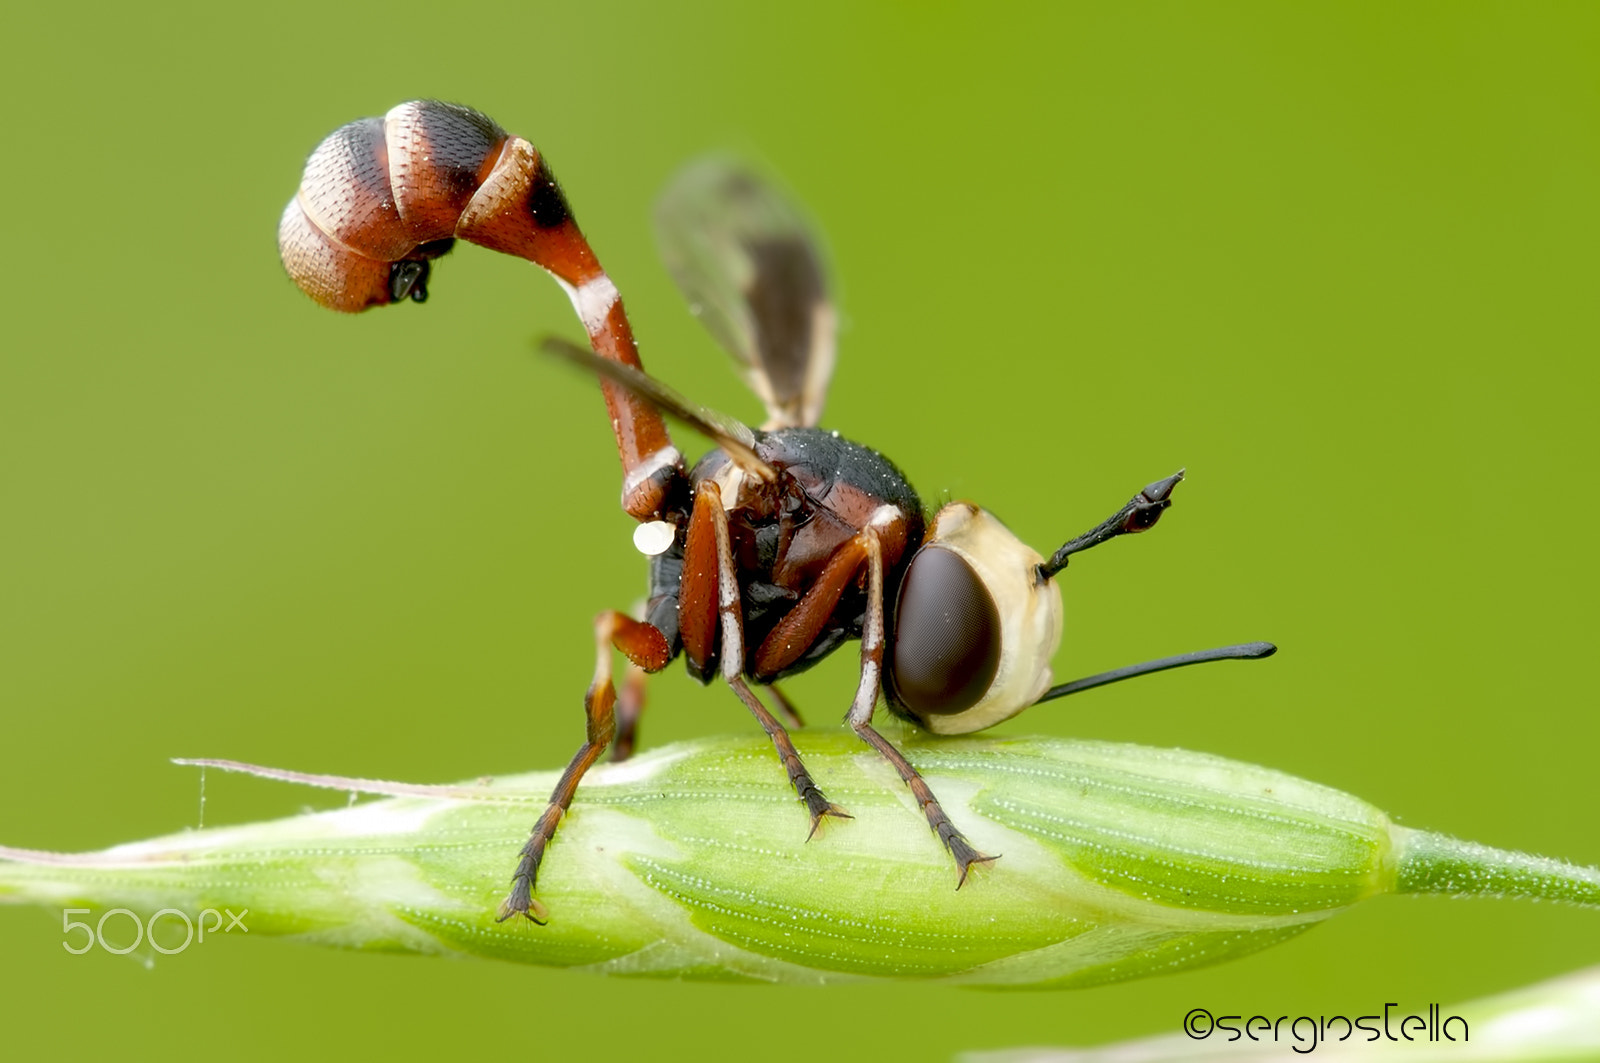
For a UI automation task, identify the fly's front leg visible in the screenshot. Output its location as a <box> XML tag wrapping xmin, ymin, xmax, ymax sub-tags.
<box><xmin>687</xmin><ymin>480</ymin><xmax>847</xmax><ymax>833</ymax></box>
<box><xmin>847</xmin><ymin>529</ymin><xmax>998</xmax><ymax>886</ymax></box>
<box><xmin>498</xmin><ymin>611</ymin><xmax>670</xmax><ymax>923</ymax></box>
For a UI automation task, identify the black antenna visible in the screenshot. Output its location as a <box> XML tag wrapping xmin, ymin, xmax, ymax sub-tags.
<box><xmin>1033</xmin><ymin>641</ymin><xmax>1277</xmax><ymax>704</ymax></box>
<box><xmin>1038</xmin><ymin>470</ymin><xmax>1185</xmax><ymax>580</ymax></box>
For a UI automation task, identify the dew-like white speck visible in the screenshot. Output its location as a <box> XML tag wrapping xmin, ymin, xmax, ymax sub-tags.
<box><xmin>633</xmin><ymin>520</ymin><xmax>675</xmax><ymax>556</ymax></box>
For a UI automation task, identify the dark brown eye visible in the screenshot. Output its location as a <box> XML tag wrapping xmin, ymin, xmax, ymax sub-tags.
<box><xmin>888</xmin><ymin>545</ymin><xmax>1002</xmax><ymax>717</ymax></box>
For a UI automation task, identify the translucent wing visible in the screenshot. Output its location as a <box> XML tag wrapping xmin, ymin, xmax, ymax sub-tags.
<box><xmin>540</xmin><ymin>337</ymin><xmax>776</xmax><ymax>483</ymax></box>
<box><xmin>654</xmin><ymin>158</ymin><xmax>836</xmax><ymax>430</ymax></box>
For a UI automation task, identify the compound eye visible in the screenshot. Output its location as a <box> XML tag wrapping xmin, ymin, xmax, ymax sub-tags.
<box><xmin>889</xmin><ymin>545</ymin><xmax>1002</xmax><ymax>717</ymax></box>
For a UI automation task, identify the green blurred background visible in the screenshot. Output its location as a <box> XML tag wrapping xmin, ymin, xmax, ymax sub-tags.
<box><xmin>3</xmin><ymin>1</ymin><xmax>1596</xmax><ymax>1058</ymax></box>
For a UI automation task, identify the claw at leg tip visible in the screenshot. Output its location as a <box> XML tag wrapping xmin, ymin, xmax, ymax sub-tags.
<box><xmin>495</xmin><ymin>888</ymin><xmax>550</xmax><ymax>925</ymax></box>
<box><xmin>805</xmin><ymin>804</ymin><xmax>853</xmax><ymax>840</ymax></box>
<box><xmin>955</xmin><ymin>853</ymin><xmax>1001</xmax><ymax>889</ymax></box>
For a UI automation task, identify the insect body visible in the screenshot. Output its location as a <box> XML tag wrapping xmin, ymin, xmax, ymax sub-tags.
<box><xmin>280</xmin><ymin>100</ymin><xmax>1272</xmax><ymax>923</ymax></box>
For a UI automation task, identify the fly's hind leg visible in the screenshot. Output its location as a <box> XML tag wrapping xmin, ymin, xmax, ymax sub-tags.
<box><xmin>498</xmin><ymin>611</ymin><xmax>670</xmax><ymax>923</ymax></box>
<box><xmin>611</xmin><ymin>663</ymin><xmax>651</xmax><ymax>762</ymax></box>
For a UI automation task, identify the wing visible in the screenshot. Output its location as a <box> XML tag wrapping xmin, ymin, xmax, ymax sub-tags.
<box><xmin>540</xmin><ymin>337</ymin><xmax>777</xmax><ymax>483</ymax></box>
<box><xmin>654</xmin><ymin>158</ymin><xmax>836</xmax><ymax>430</ymax></box>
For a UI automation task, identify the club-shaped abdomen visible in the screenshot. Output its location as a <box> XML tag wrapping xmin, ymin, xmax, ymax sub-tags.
<box><xmin>279</xmin><ymin>103</ymin><xmax>494</xmax><ymax>311</ymax></box>
<box><xmin>886</xmin><ymin>503</ymin><xmax>1063</xmax><ymax>734</ymax></box>
<box><xmin>279</xmin><ymin>100</ymin><xmax>589</xmax><ymax>312</ymax></box>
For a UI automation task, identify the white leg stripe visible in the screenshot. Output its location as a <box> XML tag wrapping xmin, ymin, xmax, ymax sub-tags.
<box><xmin>621</xmin><ymin>446</ymin><xmax>683</xmax><ymax>503</ymax></box>
<box><xmin>711</xmin><ymin>492</ymin><xmax>745</xmax><ymax>681</ymax></box>
<box><xmin>556</xmin><ymin>274</ymin><xmax>621</xmax><ymax>336</ymax></box>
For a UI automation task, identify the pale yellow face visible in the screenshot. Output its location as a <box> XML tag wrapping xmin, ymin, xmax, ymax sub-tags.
<box><xmin>893</xmin><ymin>502</ymin><xmax>1064</xmax><ymax>735</ymax></box>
